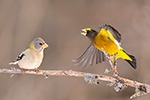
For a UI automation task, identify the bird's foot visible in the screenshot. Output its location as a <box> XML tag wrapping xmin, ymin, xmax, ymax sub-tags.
<box><xmin>34</xmin><ymin>68</ymin><xmax>39</xmax><ymax>73</ymax></box>
<box><xmin>21</xmin><ymin>68</ymin><xmax>25</xmax><ymax>72</ymax></box>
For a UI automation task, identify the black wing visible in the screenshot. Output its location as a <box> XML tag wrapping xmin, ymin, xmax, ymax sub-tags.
<box><xmin>16</xmin><ymin>47</ymin><xmax>29</xmax><ymax>62</ymax></box>
<box><xmin>73</xmin><ymin>44</ymin><xmax>105</xmax><ymax>67</ymax></box>
<box><xmin>99</xmin><ymin>24</ymin><xmax>121</xmax><ymax>43</ymax></box>
<box><xmin>16</xmin><ymin>53</ymin><xmax>25</xmax><ymax>61</ymax></box>
<box><xmin>9</xmin><ymin>53</ymin><xmax>25</xmax><ymax>65</ymax></box>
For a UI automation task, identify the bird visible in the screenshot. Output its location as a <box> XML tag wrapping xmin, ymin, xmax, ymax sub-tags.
<box><xmin>9</xmin><ymin>37</ymin><xmax>48</xmax><ymax>71</ymax></box>
<box><xmin>73</xmin><ymin>24</ymin><xmax>136</xmax><ymax>69</ymax></box>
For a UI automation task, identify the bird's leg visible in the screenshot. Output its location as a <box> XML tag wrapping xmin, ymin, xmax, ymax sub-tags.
<box><xmin>34</xmin><ymin>68</ymin><xmax>39</xmax><ymax>73</ymax></box>
<box><xmin>21</xmin><ymin>68</ymin><xmax>25</xmax><ymax>72</ymax></box>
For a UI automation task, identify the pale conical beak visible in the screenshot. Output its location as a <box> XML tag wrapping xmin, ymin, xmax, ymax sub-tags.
<box><xmin>43</xmin><ymin>43</ymin><xmax>49</xmax><ymax>48</ymax></box>
<box><xmin>81</xmin><ymin>29</ymin><xmax>87</xmax><ymax>36</ymax></box>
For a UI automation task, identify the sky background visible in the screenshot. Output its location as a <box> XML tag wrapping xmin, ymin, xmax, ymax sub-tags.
<box><xmin>0</xmin><ymin>0</ymin><xmax>150</xmax><ymax>100</ymax></box>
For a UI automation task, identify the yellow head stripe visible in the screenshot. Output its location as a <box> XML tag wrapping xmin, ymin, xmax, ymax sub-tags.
<box><xmin>29</xmin><ymin>42</ymin><xmax>34</xmax><ymax>50</ymax></box>
<box><xmin>86</xmin><ymin>28</ymin><xmax>91</xmax><ymax>31</ymax></box>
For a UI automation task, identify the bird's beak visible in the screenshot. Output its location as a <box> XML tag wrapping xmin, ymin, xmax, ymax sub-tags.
<box><xmin>81</xmin><ymin>29</ymin><xmax>87</xmax><ymax>36</ymax></box>
<box><xmin>43</xmin><ymin>43</ymin><xmax>49</xmax><ymax>48</ymax></box>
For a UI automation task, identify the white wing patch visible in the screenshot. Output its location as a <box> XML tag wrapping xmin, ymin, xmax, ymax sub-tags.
<box><xmin>115</xmin><ymin>40</ymin><xmax>121</xmax><ymax>50</ymax></box>
<box><xmin>107</xmin><ymin>30</ymin><xmax>121</xmax><ymax>50</ymax></box>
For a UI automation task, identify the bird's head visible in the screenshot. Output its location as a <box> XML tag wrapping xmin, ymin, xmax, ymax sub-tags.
<box><xmin>81</xmin><ymin>28</ymin><xmax>98</xmax><ymax>40</ymax></box>
<box><xmin>30</xmin><ymin>37</ymin><xmax>49</xmax><ymax>51</ymax></box>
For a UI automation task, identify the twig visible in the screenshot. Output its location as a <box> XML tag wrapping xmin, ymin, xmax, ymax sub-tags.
<box><xmin>101</xmin><ymin>48</ymin><xmax>118</xmax><ymax>76</ymax></box>
<box><xmin>0</xmin><ymin>68</ymin><xmax>149</xmax><ymax>99</ymax></box>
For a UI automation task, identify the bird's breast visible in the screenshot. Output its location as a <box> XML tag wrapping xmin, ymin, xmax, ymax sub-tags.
<box><xmin>92</xmin><ymin>35</ymin><xmax>120</xmax><ymax>55</ymax></box>
<box><xmin>18</xmin><ymin>50</ymin><xmax>43</xmax><ymax>69</ymax></box>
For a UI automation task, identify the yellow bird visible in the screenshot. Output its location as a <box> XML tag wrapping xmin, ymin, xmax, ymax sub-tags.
<box><xmin>9</xmin><ymin>37</ymin><xmax>48</xmax><ymax>71</ymax></box>
<box><xmin>74</xmin><ymin>24</ymin><xmax>136</xmax><ymax>69</ymax></box>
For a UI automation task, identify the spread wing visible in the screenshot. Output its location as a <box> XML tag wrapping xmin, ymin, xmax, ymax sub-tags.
<box><xmin>99</xmin><ymin>24</ymin><xmax>121</xmax><ymax>43</ymax></box>
<box><xmin>73</xmin><ymin>44</ymin><xmax>105</xmax><ymax>67</ymax></box>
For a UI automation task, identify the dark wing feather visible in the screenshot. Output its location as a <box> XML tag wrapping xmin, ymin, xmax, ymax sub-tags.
<box><xmin>99</xmin><ymin>24</ymin><xmax>121</xmax><ymax>43</ymax></box>
<box><xmin>9</xmin><ymin>53</ymin><xmax>25</xmax><ymax>65</ymax></box>
<box><xmin>16</xmin><ymin>47</ymin><xmax>29</xmax><ymax>61</ymax></box>
<box><xmin>73</xmin><ymin>44</ymin><xmax>105</xmax><ymax>67</ymax></box>
<box><xmin>16</xmin><ymin>53</ymin><xmax>25</xmax><ymax>61</ymax></box>
<box><xmin>9</xmin><ymin>47</ymin><xmax>28</xmax><ymax>65</ymax></box>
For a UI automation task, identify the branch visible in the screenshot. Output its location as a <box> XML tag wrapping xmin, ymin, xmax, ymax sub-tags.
<box><xmin>0</xmin><ymin>68</ymin><xmax>149</xmax><ymax>99</ymax></box>
<box><xmin>101</xmin><ymin>48</ymin><xmax>150</xmax><ymax>98</ymax></box>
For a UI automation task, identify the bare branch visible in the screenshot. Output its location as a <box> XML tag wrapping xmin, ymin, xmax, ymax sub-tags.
<box><xmin>0</xmin><ymin>68</ymin><xmax>149</xmax><ymax>99</ymax></box>
<box><xmin>1</xmin><ymin>48</ymin><xmax>149</xmax><ymax>99</ymax></box>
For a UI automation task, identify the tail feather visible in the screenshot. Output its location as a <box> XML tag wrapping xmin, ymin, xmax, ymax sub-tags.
<box><xmin>123</xmin><ymin>51</ymin><xmax>137</xmax><ymax>69</ymax></box>
<box><xmin>9</xmin><ymin>61</ymin><xmax>18</xmax><ymax>65</ymax></box>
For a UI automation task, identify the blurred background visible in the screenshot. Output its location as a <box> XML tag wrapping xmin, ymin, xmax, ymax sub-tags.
<box><xmin>0</xmin><ymin>0</ymin><xmax>150</xmax><ymax>100</ymax></box>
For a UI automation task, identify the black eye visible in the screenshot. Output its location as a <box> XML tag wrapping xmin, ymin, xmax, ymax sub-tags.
<box><xmin>39</xmin><ymin>43</ymin><xmax>43</xmax><ymax>45</ymax></box>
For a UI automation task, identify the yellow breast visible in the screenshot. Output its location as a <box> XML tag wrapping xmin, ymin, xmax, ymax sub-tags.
<box><xmin>92</xmin><ymin>29</ymin><xmax>120</xmax><ymax>55</ymax></box>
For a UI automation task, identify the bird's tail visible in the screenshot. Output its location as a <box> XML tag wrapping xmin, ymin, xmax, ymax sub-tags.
<box><xmin>124</xmin><ymin>52</ymin><xmax>136</xmax><ymax>69</ymax></box>
<box><xmin>9</xmin><ymin>61</ymin><xmax>18</xmax><ymax>65</ymax></box>
<box><xmin>116</xmin><ymin>50</ymin><xmax>136</xmax><ymax>69</ymax></box>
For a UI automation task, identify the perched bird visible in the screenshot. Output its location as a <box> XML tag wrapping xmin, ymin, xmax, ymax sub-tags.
<box><xmin>9</xmin><ymin>37</ymin><xmax>48</xmax><ymax>71</ymax></box>
<box><xmin>73</xmin><ymin>24</ymin><xmax>136</xmax><ymax>69</ymax></box>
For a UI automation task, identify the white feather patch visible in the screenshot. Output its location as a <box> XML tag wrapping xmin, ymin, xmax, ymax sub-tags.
<box><xmin>115</xmin><ymin>40</ymin><xmax>121</xmax><ymax>50</ymax></box>
<box><xmin>9</xmin><ymin>61</ymin><xmax>18</xmax><ymax>65</ymax></box>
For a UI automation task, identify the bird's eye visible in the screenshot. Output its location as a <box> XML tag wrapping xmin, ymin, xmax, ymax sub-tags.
<box><xmin>39</xmin><ymin>43</ymin><xmax>43</xmax><ymax>45</ymax></box>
